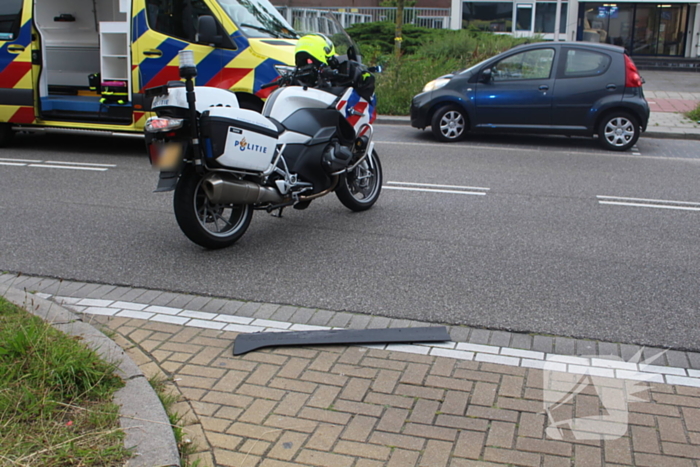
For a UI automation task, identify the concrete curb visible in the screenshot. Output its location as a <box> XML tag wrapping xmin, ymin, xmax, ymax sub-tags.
<box><xmin>0</xmin><ymin>283</ymin><xmax>179</xmax><ymax>467</ymax></box>
<box><xmin>375</xmin><ymin>115</ymin><xmax>700</xmax><ymax>141</ymax></box>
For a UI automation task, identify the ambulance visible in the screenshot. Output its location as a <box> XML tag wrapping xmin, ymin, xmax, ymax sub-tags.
<box><xmin>0</xmin><ymin>0</ymin><xmax>298</xmax><ymax>146</ymax></box>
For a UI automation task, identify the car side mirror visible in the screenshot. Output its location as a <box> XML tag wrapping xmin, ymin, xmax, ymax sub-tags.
<box><xmin>480</xmin><ymin>68</ymin><xmax>492</xmax><ymax>83</ymax></box>
<box><xmin>197</xmin><ymin>15</ymin><xmax>222</xmax><ymax>46</ymax></box>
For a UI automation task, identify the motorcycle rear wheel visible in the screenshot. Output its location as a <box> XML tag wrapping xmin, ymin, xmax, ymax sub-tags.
<box><xmin>174</xmin><ymin>168</ymin><xmax>253</xmax><ymax>249</ymax></box>
<box><xmin>335</xmin><ymin>150</ymin><xmax>382</xmax><ymax>212</ymax></box>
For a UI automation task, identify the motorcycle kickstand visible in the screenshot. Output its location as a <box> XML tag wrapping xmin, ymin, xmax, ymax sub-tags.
<box><xmin>271</xmin><ymin>206</ymin><xmax>285</xmax><ymax>218</ymax></box>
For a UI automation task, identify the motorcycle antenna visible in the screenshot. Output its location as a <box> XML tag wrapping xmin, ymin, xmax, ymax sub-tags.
<box><xmin>178</xmin><ymin>50</ymin><xmax>204</xmax><ymax>174</ymax></box>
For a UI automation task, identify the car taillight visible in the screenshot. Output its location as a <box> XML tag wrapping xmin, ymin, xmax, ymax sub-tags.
<box><xmin>624</xmin><ymin>55</ymin><xmax>642</xmax><ymax>88</ymax></box>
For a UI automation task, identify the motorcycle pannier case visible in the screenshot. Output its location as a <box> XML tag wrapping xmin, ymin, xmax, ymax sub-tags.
<box><xmin>201</xmin><ymin>108</ymin><xmax>280</xmax><ymax>172</ymax></box>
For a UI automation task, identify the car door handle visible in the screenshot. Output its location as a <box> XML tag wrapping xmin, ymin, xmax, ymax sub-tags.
<box><xmin>7</xmin><ymin>45</ymin><xmax>25</xmax><ymax>53</ymax></box>
<box><xmin>143</xmin><ymin>49</ymin><xmax>163</xmax><ymax>57</ymax></box>
<box><xmin>606</xmin><ymin>84</ymin><xmax>617</xmax><ymax>90</ymax></box>
<box><xmin>539</xmin><ymin>85</ymin><xmax>549</xmax><ymax>91</ymax></box>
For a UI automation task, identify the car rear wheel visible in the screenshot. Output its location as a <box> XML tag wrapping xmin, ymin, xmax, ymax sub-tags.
<box><xmin>598</xmin><ymin>112</ymin><xmax>639</xmax><ymax>151</ymax></box>
<box><xmin>431</xmin><ymin>105</ymin><xmax>467</xmax><ymax>142</ymax></box>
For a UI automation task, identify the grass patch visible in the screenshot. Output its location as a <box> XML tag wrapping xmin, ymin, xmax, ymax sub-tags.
<box><xmin>149</xmin><ymin>375</ymin><xmax>200</xmax><ymax>467</ymax></box>
<box><xmin>686</xmin><ymin>103</ymin><xmax>700</xmax><ymax>122</ymax></box>
<box><xmin>0</xmin><ymin>296</ymin><xmax>131</xmax><ymax>466</ymax></box>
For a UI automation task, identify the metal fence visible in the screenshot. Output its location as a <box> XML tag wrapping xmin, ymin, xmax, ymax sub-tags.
<box><xmin>275</xmin><ymin>7</ymin><xmax>452</xmax><ymax>31</ymax></box>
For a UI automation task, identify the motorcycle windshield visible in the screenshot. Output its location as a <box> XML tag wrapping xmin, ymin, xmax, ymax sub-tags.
<box><xmin>215</xmin><ymin>0</ymin><xmax>298</xmax><ymax>39</ymax></box>
<box><xmin>297</xmin><ymin>14</ymin><xmax>363</xmax><ymax>63</ymax></box>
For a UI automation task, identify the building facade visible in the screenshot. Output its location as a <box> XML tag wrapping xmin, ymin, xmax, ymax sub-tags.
<box><xmin>451</xmin><ymin>0</ymin><xmax>699</xmax><ymax>58</ymax></box>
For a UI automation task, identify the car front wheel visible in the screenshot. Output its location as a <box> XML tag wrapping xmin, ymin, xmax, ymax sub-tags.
<box><xmin>431</xmin><ymin>105</ymin><xmax>467</xmax><ymax>142</ymax></box>
<box><xmin>598</xmin><ymin>112</ymin><xmax>639</xmax><ymax>151</ymax></box>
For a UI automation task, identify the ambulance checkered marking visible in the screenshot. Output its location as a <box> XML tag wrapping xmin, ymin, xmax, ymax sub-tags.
<box><xmin>0</xmin><ymin>22</ymin><xmax>32</xmax><ymax>89</ymax></box>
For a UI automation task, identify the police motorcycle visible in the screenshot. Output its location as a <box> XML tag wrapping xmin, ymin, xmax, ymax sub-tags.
<box><xmin>145</xmin><ymin>20</ymin><xmax>382</xmax><ymax>249</ymax></box>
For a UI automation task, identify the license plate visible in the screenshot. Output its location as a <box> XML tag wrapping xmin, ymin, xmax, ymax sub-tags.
<box><xmin>156</xmin><ymin>143</ymin><xmax>182</xmax><ymax>170</ymax></box>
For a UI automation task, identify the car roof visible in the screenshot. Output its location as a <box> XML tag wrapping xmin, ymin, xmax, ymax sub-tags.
<box><xmin>511</xmin><ymin>41</ymin><xmax>625</xmax><ymax>54</ymax></box>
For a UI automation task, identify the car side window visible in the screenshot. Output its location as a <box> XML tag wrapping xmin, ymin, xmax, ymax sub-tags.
<box><xmin>0</xmin><ymin>0</ymin><xmax>23</xmax><ymax>41</ymax></box>
<box><xmin>146</xmin><ymin>0</ymin><xmax>218</xmax><ymax>43</ymax></box>
<box><xmin>563</xmin><ymin>49</ymin><xmax>611</xmax><ymax>77</ymax></box>
<box><xmin>492</xmin><ymin>49</ymin><xmax>555</xmax><ymax>81</ymax></box>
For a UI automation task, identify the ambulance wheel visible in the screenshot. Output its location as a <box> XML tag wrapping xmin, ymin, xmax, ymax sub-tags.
<box><xmin>0</xmin><ymin>124</ymin><xmax>14</xmax><ymax>147</ymax></box>
<box><xmin>236</xmin><ymin>93</ymin><xmax>264</xmax><ymax>113</ymax></box>
<box><xmin>174</xmin><ymin>168</ymin><xmax>253</xmax><ymax>249</ymax></box>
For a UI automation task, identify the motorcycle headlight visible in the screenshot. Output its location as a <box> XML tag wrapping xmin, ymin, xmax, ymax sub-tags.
<box><xmin>422</xmin><ymin>78</ymin><xmax>451</xmax><ymax>93</ymax></box>
<box><xmin>145</xmin><ymin>117</ymin><xmax>184</xmax><ymax>133</ymax></box>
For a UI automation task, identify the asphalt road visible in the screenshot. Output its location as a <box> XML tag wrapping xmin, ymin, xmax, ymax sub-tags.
<box><xmin>1</xmin><ymin>129</ymin><xmax>699</xmax><ymax>351</ymax></box>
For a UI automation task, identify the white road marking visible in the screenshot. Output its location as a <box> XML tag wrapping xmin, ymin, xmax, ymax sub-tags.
<box><xmin>387</xmin><ymin>181</ymin><xmax>490</xmax><ymax>191</ymax></box>
<box><xmin>0</xmin><ymin>162</ymin><xmax>27</xmax><ymax>167</ymax></box>
<box><xmin>597</xmin><ymin>195</ymin><xmax>700</xmax><ymax>211</ymax></box>
<box><xmin>384</xmin><ymin>186</ymin><xmax>487</xmax><ymax>196</ymax></box>
<box><xmin>0</xmin><ymin>157</ymin><xmax>39</xmax><ymax>163</ymax></box>
<box><xmin>384</xmin><ymin>181</ymin><xmax>489</xmax><ymax>196</ymax></box>
<box><xmin>27</xmin><ymin>164</ymin><xmax>109</xmax><ymax>172</ymax></box>
<box><xmin>45</xmin><ymin>161</ymin><xmax>116</xmax><ymax>168</ymax></box>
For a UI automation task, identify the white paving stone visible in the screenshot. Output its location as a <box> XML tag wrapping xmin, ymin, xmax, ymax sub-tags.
<box><xmin>384</xmin><ymin>344</ymin><xmax>431</xmax><ymax>355</ymax></box>
<box><xmin>615</xmin><ymin>370</ymin><xmax>664</xmax><ymax>383</ymax></box>
<box><xmin>688</xmin><ymin>369</ymin><xmax>700</xmax><ymax>378</ymax></box>
<box><xmin>143</xmin><ymin>305</ymin><xmax>182</xmax><ymax>315</ymax></box>
<box><xmin>591</xmin><ymin>358</ymin><xmax>638</xmax><ymax>371</ymax></box>
<box><xmin>521</xmin><ymin>359</ymin><xmax>567</xmax><ymax>373</ymax></box>
<box><xmin>569</xmin><ymin>364</ymin><xmax>615</xmax><ymax>378</ymax></box>
<box><xmin>358</xmin><ymin>344</ymin><xmax>387</xmax><ymax>350</ymax></box>
<box><xmin>77</xmin><ymin>298</ymin><xmax>113</xmax><ymax>307</ymax></box>
<box><xmin>110</xmin><ymin>301</ymin><xmax>148</xmax><ymax>311</ymax></box>
<box><xmin>223</xmin><ymin>324</ymin><xmax>266</xmax><ymax>333</ymax></box>
<box><xmin>213</xmin><ymin>315</ymin><xmax>254</xmax><ymax>325</ymax></box>
<box><xmin>546</xmin><ymin>355</ymin><xmax>590</xmax><ymax>366</ymax></box>
<box><xmin>251</xmin><ymin>319</ymin><xmax>292</xmax><ymax>329</ymax></box>
<box><xmin>55</xmin><ymin>296</ymin><xmax>84</xmax><ymax>305</ymax></box>
<box><xmin>429</xmin><ymin>348</ymin><xmax>474</xmax><ymax>361</ymax></box>
<box><xmin>186</xmin><ymin>319</ymin><xmax>226</xmax><ymax>330</ymax></box>
<box><xmin>665</xmin><ymin>375</ymin><xmax>700</xmax><ymax>388</ymax></box>
<box><xmin>82</xmin><ymin>306</ymin><xmax>119</xmax><ymax>316</ymax></box>
<box><xmin>501</xmin><ymin>347</ymin><xmax>545</xmax><ymax>360</ymax></box>
<box><xmin>639</xmin><ymin>364</ymin><xmax>687</xmax><ymax>376</ymax></box>
<box><xmin>475</xmin><ymin>353</ymin><xmax>520</xmax><ymax>366</ymax></box>
<box><xmin>179</xmin><ymin>310</ymin><xmax>218</xmax><ymax>320</ymax></box>
<box><xmin>116</xmin><ymin>310</ymin><xmax>155</xmax><ymax>320</ymax></box>
<box><xmin>455</xmin><ymin>342</ymin><xmax>501</xmax><ymax>354</ymax></box>
<box><xmin>150</xmin><ymin>314</ymin><xmax>190</xmax><ymax>325</ymax></box>
<box><xmin>35</xmin><ymin>293</ymin><xmax>51</xmax><ymax>299</ymax></box>
<box><xmin>289</xmin><ymin>324</ymin><xmax>332</xmax><ymax>331</ymax></box>
<box><xmin>418</xmin><ymin>341</ymin><xmax>457</xmax><ymax>349</ymax></box>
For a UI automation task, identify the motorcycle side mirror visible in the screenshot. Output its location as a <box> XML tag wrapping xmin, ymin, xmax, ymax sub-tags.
<box><xmin>197</xmin><ymin>15</ymin><xmax>222</xmax><ymax>46</ymax></box>
<box><xmin>480</xmin><ymin>68</ymin><xmax>493</xmax><ymax>83</ymax></box>
<box><xmin>368</xmin><ymin>65</ymin><xmax>382</xmax><ymax>73</ymax></box>
<box><xmin>347</xmin><ymin>45</ymin><xmax>358</xmax><ymax>63</ymax></box>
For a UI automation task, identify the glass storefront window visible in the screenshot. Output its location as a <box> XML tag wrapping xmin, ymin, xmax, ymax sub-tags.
<box><xmin>534</xmin><ymin>3</ymin><xmax>567</xmax><ymax>34</ymax></box>
<box><xmin>581</xmin><ymin>3</ymin><xmax>687</xmax><ymax>56</ymax></box>
<box><xmin>462</xmin><ymin>2</ymin><xmax>514</xmax><ymax>32</ymax></box>
<box><xmin>516</xmin><ymin>4</ymin><xmax>533</xmax><ymax>31</ymax></box>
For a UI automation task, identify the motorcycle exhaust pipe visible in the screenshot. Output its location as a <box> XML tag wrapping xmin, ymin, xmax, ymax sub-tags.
<box><xmin>202</xmin><ymin>173</ymin><xmax>285</xmax><ymax>205</ymax></box>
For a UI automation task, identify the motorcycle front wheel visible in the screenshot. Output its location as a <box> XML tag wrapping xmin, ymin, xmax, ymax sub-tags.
<box><xmin>173</xmin><ymin>168</ymin><xmax>253</xmax><ymax>249</ymax></box>
<box><xmin>335</xmin><ymin>150</ymin><xmax>382</xmax><ymax>212</ymax></box>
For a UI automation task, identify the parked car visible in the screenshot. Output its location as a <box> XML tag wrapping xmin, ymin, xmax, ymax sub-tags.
<box><xmin>410</xmin><ymin>42</ymin><xmax>649</xmax><ymax>151</ymax></box>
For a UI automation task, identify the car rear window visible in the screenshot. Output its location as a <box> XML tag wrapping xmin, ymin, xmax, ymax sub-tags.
<box><xmin>563</xmin><ymin>49</ymin><xmax>611</xmax><ymax>78</ymax></box>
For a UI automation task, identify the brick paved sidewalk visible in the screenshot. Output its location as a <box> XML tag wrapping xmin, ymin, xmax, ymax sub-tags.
<box><xmin>90</xmin><ymin>314</ymin><xmax>700</xmax><ymax>467</ymax></box>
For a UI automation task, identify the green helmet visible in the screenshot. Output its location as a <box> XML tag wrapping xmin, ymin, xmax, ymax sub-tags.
<box><xmin>295</xmin><ymin>34</ymin><xmax>336</xmax><ymax>67</ymax></box>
